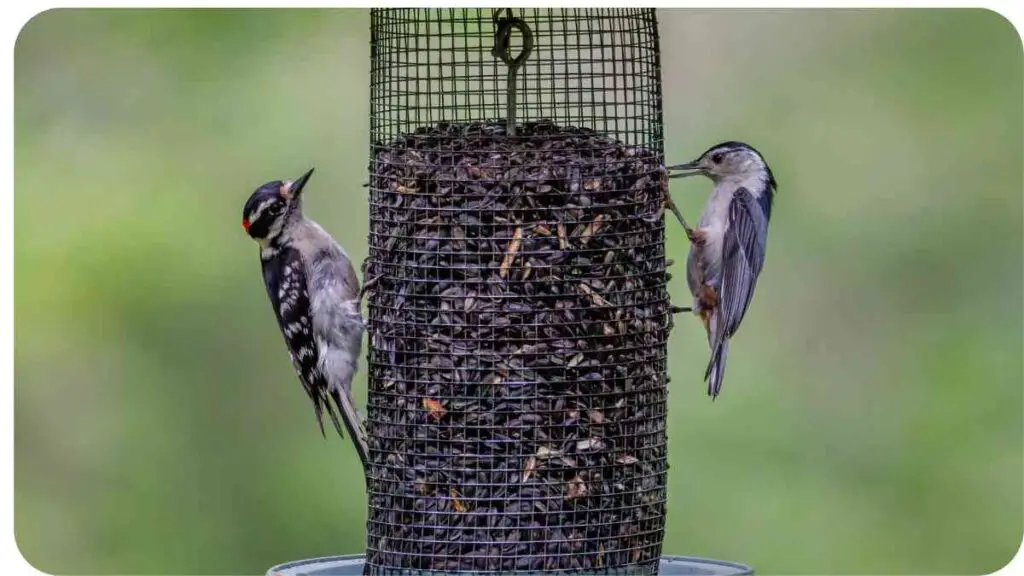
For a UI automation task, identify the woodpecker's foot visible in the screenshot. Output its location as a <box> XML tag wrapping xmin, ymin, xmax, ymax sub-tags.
<box><xmin>360</xmin><ymin>274</ymin><xmax>381</xmax><ymax>301</ymax></box>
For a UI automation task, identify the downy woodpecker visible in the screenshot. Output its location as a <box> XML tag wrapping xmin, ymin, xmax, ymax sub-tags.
<box><xmin>242</xmin><ymin>168</ymin><xmax>369</xmax><ymax>469</ymax></box>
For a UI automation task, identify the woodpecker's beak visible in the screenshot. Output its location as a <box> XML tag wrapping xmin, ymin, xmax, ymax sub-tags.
<box><xmin>284</xmin><ymin>168</ymin><xmax>314</xmax><ymax>199</ymax></box>
<box><xmin>664</xmin><ymin>160</ymin><xmax>704</xmax><ymax>179</ymax></box>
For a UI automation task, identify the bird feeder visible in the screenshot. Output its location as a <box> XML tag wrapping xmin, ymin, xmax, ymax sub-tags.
<box><xmin>267</xmin><ymin>8</ymin><xmax>753</xmax><ymax>575</ymax></box>
<box><xmin>361</xmin><ymin>8</ymin><xmax>673</xmax><ymax>573</ymax></box>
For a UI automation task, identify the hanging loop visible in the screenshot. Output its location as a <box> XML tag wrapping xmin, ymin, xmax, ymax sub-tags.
<box><xmin>491</xmin><ymin>8</ymin><xmax>534</xmax><ymax>136</ymax></box>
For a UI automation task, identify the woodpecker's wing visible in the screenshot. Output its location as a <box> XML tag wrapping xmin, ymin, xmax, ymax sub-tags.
<box><xmin>706</xmin><ymin>187</ymin><xmax>769</xmax><ymax>378</ymax></box>
<box><xmin>305</xmin><ymin>241</ymin><xmax>365</xmax><ymax>354</ymax></box>
<box><xmin>260</xmin><ymin>245</ymin><xmax>335</xmax><ymax>433</ymax></box>
<box><xmin>301</xmin><ymin>233</ymin><xmax>370</xmax><ymax>469</ymax></box>
<box><xmin>290</xmin><ymin>222</ymin><xmax>365</xmax><ymax>348</ymax></box>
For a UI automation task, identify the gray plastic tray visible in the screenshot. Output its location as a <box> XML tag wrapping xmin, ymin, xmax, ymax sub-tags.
<box><xmin>267</xmin><ymin>554</ymin><xmax>753</xmax><ymax>575</ymax></box>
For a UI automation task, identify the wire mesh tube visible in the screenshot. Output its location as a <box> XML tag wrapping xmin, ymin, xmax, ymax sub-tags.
<box><xmin>362</xmin><ymin>9</ymin><xmax>673</xmax><ymax>574</ymax></box>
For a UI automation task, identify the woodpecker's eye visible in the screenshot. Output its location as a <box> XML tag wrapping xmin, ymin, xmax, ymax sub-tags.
<box><xmin>711</xmin><ymin>152</ymin><xmax>724</xmax><ymax>164</ymax></box>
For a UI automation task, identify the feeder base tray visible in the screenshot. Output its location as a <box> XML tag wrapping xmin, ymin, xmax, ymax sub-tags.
<box><xmin>267</xmin><ymin>555</ymin><xmax>753</xmax><ymax>575</ymax></box>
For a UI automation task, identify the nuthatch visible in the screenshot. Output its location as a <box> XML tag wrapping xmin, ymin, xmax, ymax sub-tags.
<box><xmin>663</xmin><ymin>142</ymin><xmax>776</xmax><ymax>399</ymax></box>
<box><xmin>242</xmin><ymin>168</ymin><xmax>369</xmax><ymax>469</ymax></box>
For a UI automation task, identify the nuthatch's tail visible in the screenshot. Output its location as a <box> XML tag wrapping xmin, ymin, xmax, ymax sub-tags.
<box><xmin>705</xmin><ymin>338</ymin><xmax>730</xmax><ymax>400</ymax></box>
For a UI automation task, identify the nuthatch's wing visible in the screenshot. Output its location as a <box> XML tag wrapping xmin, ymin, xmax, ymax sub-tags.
<box><xmin>706</xmin><ymin>187</ymin><xmax>770</xmax><ymax>397</ymax></box>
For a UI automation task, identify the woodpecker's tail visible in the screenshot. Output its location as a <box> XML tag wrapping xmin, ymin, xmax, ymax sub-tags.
<box><xmin>705</xmin><ymin>338</ymin><xmax>730</xmax><ymax>400</ymax></box>
<box><xmin>322</xmin><ymin>389</ymin><xmax>370</xmax><ymax>473</ymax></box>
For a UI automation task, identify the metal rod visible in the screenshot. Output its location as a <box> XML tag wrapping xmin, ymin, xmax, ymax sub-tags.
<box><xmin>491</xmin><ymin>8</ymin><xmax>534</xmax><ymax>136</ymax></box>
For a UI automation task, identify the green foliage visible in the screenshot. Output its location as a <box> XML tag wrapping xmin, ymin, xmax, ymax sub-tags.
<box><xmin>14</xmin><ymin>8</ymin><xmax>1022</xmax><ymax>575</ymax></box>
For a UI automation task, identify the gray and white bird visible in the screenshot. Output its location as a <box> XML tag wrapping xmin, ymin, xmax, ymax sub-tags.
<box><xmin>663</xmin><ymin>141</ymin><xmax>776</xmax><ymax>399</ymax></box>
<box><xmin>242</xmin><ymin>168</ymin><xmax>369</xmax><ymax>469</ymax></box>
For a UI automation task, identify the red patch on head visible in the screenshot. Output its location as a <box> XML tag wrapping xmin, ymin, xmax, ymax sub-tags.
<box><xmin>242</xmin><ymin>218</ymin><xmax>250</xmax><ymax>232</ymax></box>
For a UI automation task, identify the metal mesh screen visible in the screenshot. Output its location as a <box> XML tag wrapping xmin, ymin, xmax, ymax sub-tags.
<box><xmin>362</xmin><ymin>8</ymin><xmax>672</xmax><ymax>574</ymax></box>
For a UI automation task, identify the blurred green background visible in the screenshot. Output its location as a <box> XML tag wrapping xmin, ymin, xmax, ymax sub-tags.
<box><xmin>13</xmin><ymin>7</ymin><xmax>1022</xmax><ymax>575</ymax></box>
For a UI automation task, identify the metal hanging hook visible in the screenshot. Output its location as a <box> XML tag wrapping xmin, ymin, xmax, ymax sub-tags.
<box><xmin>491</xmin><ymin>8</ymin><xmax>534</xmax><ymax>136</ymax></box>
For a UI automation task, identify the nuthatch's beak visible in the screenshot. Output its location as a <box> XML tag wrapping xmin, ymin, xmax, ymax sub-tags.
<box><xmin>664</xmin><ymin>160</ymin><xmax>704</xmax><ymax>179</ymax></box>
<box><xmin>282</xmin><ymin>168</ymin><xmax>315</xmax><ymax>200</ymax></box>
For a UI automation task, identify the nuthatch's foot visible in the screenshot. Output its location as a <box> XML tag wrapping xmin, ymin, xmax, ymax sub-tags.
<box><xmin>696</xmin><ymin>284</ymin><xmax>719</xmax><ymax>331</ymax></box>
<box><xmin>700</xmin><ymin>309</ymin><xmax>713</xmax><ymax>333</ymax></box>
<box><xmin>657</xmin><ymin>166</ymin><xmax>695</xmax><ymax>231</ymax></box>
<box><xmin>697</xmin><ymin>284</ymin><xmax>718</xmax><ymax>308</ymax></box>
<box><xmin>687</xmin><ymin>228</ymin><xmax>708</xmax><ymax>247</ymax></box>
<box><xmin>642</xmin><ymin>206</ymin><xmax>664</xmax><ymax>223</ymax></box>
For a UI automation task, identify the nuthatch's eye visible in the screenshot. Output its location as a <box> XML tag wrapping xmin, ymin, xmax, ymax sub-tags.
<box><xmin>711</xmin><ymin>152</ymin><xmax>724</xmax><ymax>164</ymax></box>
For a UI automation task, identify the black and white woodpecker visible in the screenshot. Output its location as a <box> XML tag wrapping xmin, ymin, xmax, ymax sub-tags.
<box><xmin>241</xmin><ymin>168</ymin><xmax>369</xmax><ymax>469</ymax></box>
<box><xmin>662</xmin><ymin>141</ymin><xmax>776</xmax><ymax>399</ymax></box>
